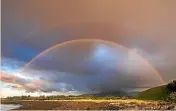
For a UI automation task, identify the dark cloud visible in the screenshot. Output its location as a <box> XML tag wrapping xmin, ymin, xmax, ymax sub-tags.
<box><xmin>1</xmin><ymin>0</ymin><xmax>176</xmax><ymax>95</ymax></box>
<box><xmin>17</xmin><ymin>41</ymin><xmax>163</xmax><ymax>93</ymax></box>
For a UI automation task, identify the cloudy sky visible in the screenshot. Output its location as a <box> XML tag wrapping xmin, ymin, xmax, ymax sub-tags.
<box><xmin>1</xmin><ymin>0</ymin><xmax>176</xmax><ymax>97</ymax></box>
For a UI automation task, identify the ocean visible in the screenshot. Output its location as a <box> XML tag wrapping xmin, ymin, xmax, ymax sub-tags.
<box><xmin>1</xmin><ymin>104</ymin><xmax>21</xmax><ymax>111</ymax></box>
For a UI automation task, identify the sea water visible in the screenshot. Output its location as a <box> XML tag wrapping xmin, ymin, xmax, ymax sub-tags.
<box><xmin>1</xmin><ymin>104</ymin><xmax>21</xmax><ymax>111</ymax></box>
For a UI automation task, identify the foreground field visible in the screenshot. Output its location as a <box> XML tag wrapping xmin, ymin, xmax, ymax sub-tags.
<box><xmin>2</xmin><ymin>99</ymin><xmax>176</xmax><ymax>110</ymax></box>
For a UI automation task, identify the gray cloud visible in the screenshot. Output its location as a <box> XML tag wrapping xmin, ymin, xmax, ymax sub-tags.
<box><xmin>1</xmin><ymin>0</ymin><xmax>176</xmax><ymax>95</ymax></box>
<box><xmin>17</xmin><ymin>41</ymin><xmax>163</xmax><ymax>93</ymax></box>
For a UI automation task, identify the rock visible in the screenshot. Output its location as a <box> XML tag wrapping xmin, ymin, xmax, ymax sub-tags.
<box><xmin>109</xmin><ymin>101</ymin><xmax>176</xmax><ymax>110</ymax></box>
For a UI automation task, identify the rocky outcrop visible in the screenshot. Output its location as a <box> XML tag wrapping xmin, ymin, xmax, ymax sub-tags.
<box><xmin>110</xmin><ymin>101</ymin><xmax>176</xmax><ymax>110</ymax></box>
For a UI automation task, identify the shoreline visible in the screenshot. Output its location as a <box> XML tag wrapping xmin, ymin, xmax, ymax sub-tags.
<box><xmin>1</xmin><ymin>99</ymin><xmax>176</xmax><ymax>110</ymax></box>
<box><xmin>1</xmin><ymin>104</ymin><xmax>21</xmax><ymax>111</ymax></box>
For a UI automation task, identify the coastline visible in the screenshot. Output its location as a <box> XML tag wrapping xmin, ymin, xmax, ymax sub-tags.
<box><xmin>1</xmin><ymin>99</ymin><xmax>176</xmax><ymax>110</ymax></box>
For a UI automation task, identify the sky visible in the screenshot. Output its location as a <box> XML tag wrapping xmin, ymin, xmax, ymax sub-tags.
<box><xmin>1</xmin><ymin>0</ymin><xmax>176</xmax><ymax>97</ymax></box>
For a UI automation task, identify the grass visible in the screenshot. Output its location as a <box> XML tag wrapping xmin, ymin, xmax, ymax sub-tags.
<box><xmin>135</xmin><ymin>85</ymin><xmax>169</xmax><ymax>100</ymax></box>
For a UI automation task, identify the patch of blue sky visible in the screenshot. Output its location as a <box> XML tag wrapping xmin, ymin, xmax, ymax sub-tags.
<box><xmin>1</xmin><ymin>57</ymin><xmax>25</xmax><ymax>73</ymax></box>
<box><xmin>12</xmin><ymin>44</ymin><xmax>38</xmax><ymax>62</ymax></box>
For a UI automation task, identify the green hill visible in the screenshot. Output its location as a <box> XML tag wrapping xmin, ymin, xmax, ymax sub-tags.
<box><xmin>135</xmin><ymin>85</ymin><xmax>169</xmax><ymax>100</ymax></box>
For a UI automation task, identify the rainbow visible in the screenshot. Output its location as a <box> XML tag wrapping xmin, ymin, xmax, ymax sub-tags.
<box><xmin>20</xmin><ymin>39</ymin><xmax>165</xmax><ymax>84</ymax></box>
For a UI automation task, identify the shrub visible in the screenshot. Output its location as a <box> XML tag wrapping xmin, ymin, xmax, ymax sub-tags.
<box><xmin>166</xmin><ymin>80</ymin><xmax>176</xmax><ymax>92</ymax></box>
<box><xmin>166</xmin><ymin>92</ymin><xmax>176</xmax><ymax>102</ymax></box>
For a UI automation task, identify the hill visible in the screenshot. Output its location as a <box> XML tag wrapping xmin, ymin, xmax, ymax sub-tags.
<box><xmin>135</xmin><ymin>85</ymin><xmax>169</xmax><ymax>100</ymax></box>
<box><xmin>92</xmin><ymin>91</ymin><xmax>128</xmax><ymax>97</ymax></box>
<box><xmin>80</xmin><ymin>90</ymin><xmax>140</xmax><ymax>97</ymax></box>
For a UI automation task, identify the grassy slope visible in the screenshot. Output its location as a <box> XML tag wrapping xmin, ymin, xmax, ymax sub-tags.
<box><xmin>135</xmin><ymin>85</ymin><xmax>169</xmax><ymax>100</ymax></box>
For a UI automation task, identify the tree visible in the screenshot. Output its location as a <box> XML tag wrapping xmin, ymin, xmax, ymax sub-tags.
<box><xmin>167</xmin><ymin>80</ymin><xmax>176</xmax><ymax>92</ymax></box>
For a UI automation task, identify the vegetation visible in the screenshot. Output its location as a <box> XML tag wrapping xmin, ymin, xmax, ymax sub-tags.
<box><xmin>135</xmin><ymin>80</ymin><xmax>176</xmax><ymax>101</ymax></box>
<box><xmin>135</xmin><ymin>85</ymin><xmax>169</xmax><ymax>100</ymax></box>
<box><xmin>5</xmin><ymin>94</ymin><xmax>132</xmax><ymax>101</ymax></box>
<box><xmin>166</xmin><ymin>80</ymin><xmax>176</xmax><ymax>102</ymax></box>
<box><xmin>3</xmin><ymin>91</ymin><xmax>133</xmax><ymax>101</ymax></box>
<box><xmin>166</xmin><ymin>80</ymin><xmax>176</xmax><ymax>92</ymax></box>
<box><xmin>166</xmin><ymin>92</ymin><xmax>176</xmax><ymax>102</ymax></box>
